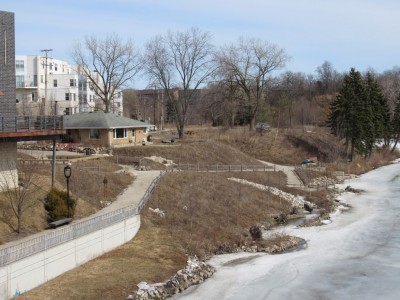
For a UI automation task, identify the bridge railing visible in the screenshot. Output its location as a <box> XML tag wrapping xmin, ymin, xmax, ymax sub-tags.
<box><xmin>0</xmin><ymin>115</ymin><xmax>63</xmax><ymax>132</ymax></box>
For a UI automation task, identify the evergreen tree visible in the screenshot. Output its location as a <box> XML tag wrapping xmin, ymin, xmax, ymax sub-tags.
<box><xmin>328</xmin><ymin>69</ymin><xmax>392</xmax><ymax>160</ymax></box>
<box><xmin>391</xmin><ymin>94</ymin><xmax>400</xmax><ymax>152</ymax></box>
<box><xmin>328</xmin><ymin>68</ymin><xmax>365</xmax><ymax>161</ymax></box>
<box><xmin>364</xmin><ymin>72</ymin><xmax>391</xmax><ymax>149</ymax></box>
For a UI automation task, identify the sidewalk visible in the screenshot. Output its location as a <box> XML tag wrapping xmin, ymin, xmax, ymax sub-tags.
<box><xmin>94</xmin><ymin>167</ymin><xmax>162</xmax><ymax>216</ymax></box>
<box><xmin>259</xmin><ymin>160</ymin><xmax>304</xmax><ymax>187</ymax></box>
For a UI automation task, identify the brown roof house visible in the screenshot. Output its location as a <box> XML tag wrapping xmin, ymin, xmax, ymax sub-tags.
<box><xmin>63</xmin><ymin>111</ymin><xmax>151</xmax><ymax>147</ymax></box>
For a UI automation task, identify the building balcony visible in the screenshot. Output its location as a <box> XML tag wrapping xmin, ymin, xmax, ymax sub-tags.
<box><xmin>0</xmin><ymin>115</ymin><xmax>65</xmax><ymax>142</ymax></box>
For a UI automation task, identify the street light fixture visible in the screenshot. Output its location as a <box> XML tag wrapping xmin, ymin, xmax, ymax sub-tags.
<box><xmin>64</xmin><ymin>163</ymin><xmax>72</xmax><ymax>218</ymax></box>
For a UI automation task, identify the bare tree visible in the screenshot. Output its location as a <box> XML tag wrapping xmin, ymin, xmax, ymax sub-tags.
<box><xmin>216</xmin><ymin>37</ymin><xmax>289</xmax><ymax>130</ymax></box>
<box><xmin>315</xmin><ymin>61</ymin><xmax>342</xmax><ymax>94</ymax></box>
<box><xmin>71</xmin><ymin>34</ymin><xmax>142</xmax><ymax>113</ymax></box>
<box><xmin>0</xmin><ymin>162</ymin><xmax>43</xmax><ymax>234</ymax></box>
<box><xmin>144</xmin><ymin>27</ymin><xmax>216</xmax><ymax>138</ymax></box>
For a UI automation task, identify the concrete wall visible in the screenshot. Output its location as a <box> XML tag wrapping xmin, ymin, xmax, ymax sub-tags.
<box><xmin>0</xmin><ymin>215</ymin><xmax>140</xmax><ymax>299</ymax></box>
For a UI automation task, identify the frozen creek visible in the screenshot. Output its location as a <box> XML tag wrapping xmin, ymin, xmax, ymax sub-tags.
<box><xmin>173</xmin><ymin>161</ymin><xmax>400</xmax><ymax>300</ymax></box>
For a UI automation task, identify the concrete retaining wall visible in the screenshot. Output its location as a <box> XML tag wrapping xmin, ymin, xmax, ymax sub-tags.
<box><xmin>0</xmin><ymin>215</ymin><xmax>140</xmax><ymax>299</ymax></box>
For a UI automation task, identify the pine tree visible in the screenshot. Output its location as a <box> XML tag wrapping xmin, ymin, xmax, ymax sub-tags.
<box><xmin>364</xmin><ymin>72</ymin><xmax>391</xmax><ymax>149</ymax></box>
<box><xmin>328</xmin><ymin>69</ymin><xmax>392</xmax><ymax>160</ymax></box>
<box><xmin>328</xmin><ymin>68</ymin><xmax>365</xmax><ymax>161</ymax></box>
<box><xmin>391</xmin><ymin>94</ymin><xmax>400</xmax><ymax>152</ymax></box>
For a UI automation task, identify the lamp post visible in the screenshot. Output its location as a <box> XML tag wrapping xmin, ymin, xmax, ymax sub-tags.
<box><xmin>64</xmin><ymin>163</ymin><xmax>72</xmax><ymax>218</ymax></box>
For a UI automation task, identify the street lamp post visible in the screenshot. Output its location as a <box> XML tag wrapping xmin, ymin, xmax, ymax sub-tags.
<box><xmin>64</xmin><ymin>163</ymin><xmax>72</xmax><ymax>218</ymax></box>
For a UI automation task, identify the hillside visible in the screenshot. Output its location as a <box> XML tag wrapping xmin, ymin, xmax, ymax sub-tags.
<box><xmin>14</xmin><ymin>125</ymin><xmax>399</xmax><ymax>299</ymax></box>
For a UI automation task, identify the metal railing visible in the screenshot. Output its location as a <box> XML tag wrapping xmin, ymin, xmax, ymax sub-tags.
<box><xmin>175</xmin><ymin>163</ymin><xmax>273</xmax><ymax>172</ymax></box>
<box><xmin>0</xmin><ymin>115</ymin><xmax>63</xmax><ymax>132</ymax></box>
<box><xmin>0</xmin><ymin>171</ymin><xmax>165</xmax><ymax>267</ymax></box>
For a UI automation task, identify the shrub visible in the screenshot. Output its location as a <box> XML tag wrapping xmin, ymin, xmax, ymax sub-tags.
<box><xmin>44</xmin><ymin>188</ymin><xmax>75</xmax><ymax>222</ymax></box>
<box><xmin>249</xmin><ymin>225</ymin><xmax>262</xmax><ymax>240</ymax></box>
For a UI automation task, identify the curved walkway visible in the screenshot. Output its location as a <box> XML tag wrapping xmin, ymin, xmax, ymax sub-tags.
<box><xmin>95</xmin><ymin>167</ymin><xmax>161</xmax><ymax>216</ymax></box>
<box><xmin>259</xmin><ymin>161</ymin><xmax>304</xmax><ymax>187</ymax></box>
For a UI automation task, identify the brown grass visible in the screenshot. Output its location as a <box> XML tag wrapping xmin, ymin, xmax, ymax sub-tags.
<box><xmin>19</xmin><ymin>217</ymin><xmax>187</xmax><ymax>300</ymax></box>
<box><xmin>0</xmin><ymin>157</ymin><xmax>133</xmax><ymax>243</ymax></box>
<box><xmin>146</xmin><ymin>171</ymin><xmax>293</xmax><ymax>258</ymax></box>
<box><xmin>12</xmin><ymin>126</ymin><xmax>400</xmax><ymax>299</ymax></box>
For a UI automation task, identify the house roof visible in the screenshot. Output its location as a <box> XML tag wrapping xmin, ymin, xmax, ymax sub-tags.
<box><xmin>63</xmin><ymin>112</ymin><xmax>150</xmax><ymax>129</ymax></box>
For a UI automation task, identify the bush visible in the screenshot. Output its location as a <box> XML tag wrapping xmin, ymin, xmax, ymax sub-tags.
<box><xmin>249</xmin><ymin>225</ymin><xmax>262</xmax><ymax>240</ymax></box>
<box><xmin>44</xmin><ymin>188</ymin><xmax>75</xmax><ymax>222</ymax></box>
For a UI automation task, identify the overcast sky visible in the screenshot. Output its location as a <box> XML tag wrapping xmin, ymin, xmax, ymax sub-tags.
<box><xmin>2</xmin><ymin>0</ymin><xmax>400</xmax><ymax>88</ymax></box>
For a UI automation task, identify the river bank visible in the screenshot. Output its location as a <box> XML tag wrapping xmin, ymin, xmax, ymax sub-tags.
<box><xmin>172</xmin><ymin>160</ymin><xmax>400</xmax><ymax>300</ymax></box>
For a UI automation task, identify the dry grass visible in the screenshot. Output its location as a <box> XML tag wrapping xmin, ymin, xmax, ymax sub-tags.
<box><xmin>11</xmin><ymin>126</ymin><xmax>400</xmax><ymax>299</ymax></box>
<box><xmin>147</xmin><ymin>171</ymin><xmax>293</xmax><ymax>258</ymax></box>
<box><xmin>115</xmin><ymin>139</ymin><xmax>262</xmax><ymax>166</ymax></box>
<box><xmin>0</xmin><ymin>157</ymin><xmax>133</xmax><ymax>243</ymax></box>
<box><xmin>19</xmin><ymin>217</ymin><xmax>187</xmax><ymax>300</ymax></box>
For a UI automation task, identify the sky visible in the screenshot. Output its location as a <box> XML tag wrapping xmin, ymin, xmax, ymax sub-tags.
<box><xmin>2</xmin><ymin>0</ymin><xmax>400</xmax><ymax>89</ymax></box>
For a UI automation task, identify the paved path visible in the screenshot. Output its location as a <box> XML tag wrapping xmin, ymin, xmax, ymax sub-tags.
<box><xmin>94</xmin><ymin>167</ymin><xmax>161</xmax><ymax>216</ymax></box>
<box><xmin>259</xmin><ymin>161</ymin><xmax>304</xmax><ymax>187</ymax></box>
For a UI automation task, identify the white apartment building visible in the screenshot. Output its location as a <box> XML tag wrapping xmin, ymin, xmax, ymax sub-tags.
<box><xmin>15</xmin><ymin>55</ymin><xmax>123</xmax><ymax>115</ymax></box>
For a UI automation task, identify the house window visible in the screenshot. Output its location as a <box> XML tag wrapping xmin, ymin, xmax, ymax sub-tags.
<box><xmin>89</xmin><ymin>129</ymin><xmax>101</xmax><ymax>140</ymax></box>
<box><xmin>65</xmin><ymin>93</ymin><xmax>70</xmax><ymax>101</ymax></box>
<box><xmin>55</xmin><ymin>64</ymin><xmax>58</xmax><ymax>71</ymax></box>
<box><xmin>53</xmin><ymin>79</ymin><xmax>57</xmax><ymax>87</ymax></box>
<box><xmin>114</xmin><ymin>128</ymin><xmax>127</xmax><ymax>139</ymax></box>
<box><xmin>70</xmin><ymin>79</ymin><xmax>76</xmax><ymax>87</ymax></box>
<box><xmin>16</xmin><ymin>60</ymin><xmax>24</xmax><ymax>71</ymax></box>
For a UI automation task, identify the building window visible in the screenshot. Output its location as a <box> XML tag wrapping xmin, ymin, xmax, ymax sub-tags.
<box><xmin>41</xmin><ymin>75</ymin><xmax>44</xmax><ymax>83</ymax></box>
<box><xmin>53</xmin><ymin>79</ymin><xmax>57</xmax><ymax>87</ymax></box>
<box><xmin>16</xmin><ymin>75</ymin><xmax>25</xmax><ymax>87</ymax></box>
<box><xmin>113</xmin><ymin>128</ymin><xmax>127</xmax><ymax>139</ymax></box>
<box><xmin>65</xmin><ymin>93</ymin><xmax>70</xmax><ymax>101</ymax></box>
<box><xmin>89</xmin><ymin>129</ymin><xmax>101</xmax><ymax>140</ymax></box>
<box><xmin>32</xmin><ymin>92</ymin><xmax>35</xmax><ymax>101</ymax></box>
<box><xmin>55</xmin><ymin>64</ymin><xmax>58</xmax><ymax>71</ymax></box>
<box><xmin>33</xmin><ymin>75</ymin><xmax>37</xmax><ymax>86</ymax></box>
<box><xmin>16</xmin><ymin>60</ymin><xmax>24</xmax><ymax>71</ymax></box>
<box><xmin>70</xmin><ymin>79</ymin><xmax>76</xmax><ymax>87</ymax></box>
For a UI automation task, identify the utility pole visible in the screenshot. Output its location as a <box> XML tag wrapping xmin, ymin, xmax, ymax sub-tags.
<box><xmin>154</xmin><ymin>85</ymin><xmax>157</xmax><ymax>128</ymax></box>
<box><xmin>41</xmin><ymin>49</ymin><xmax>53</xmax><ymax>115</ymax></box>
